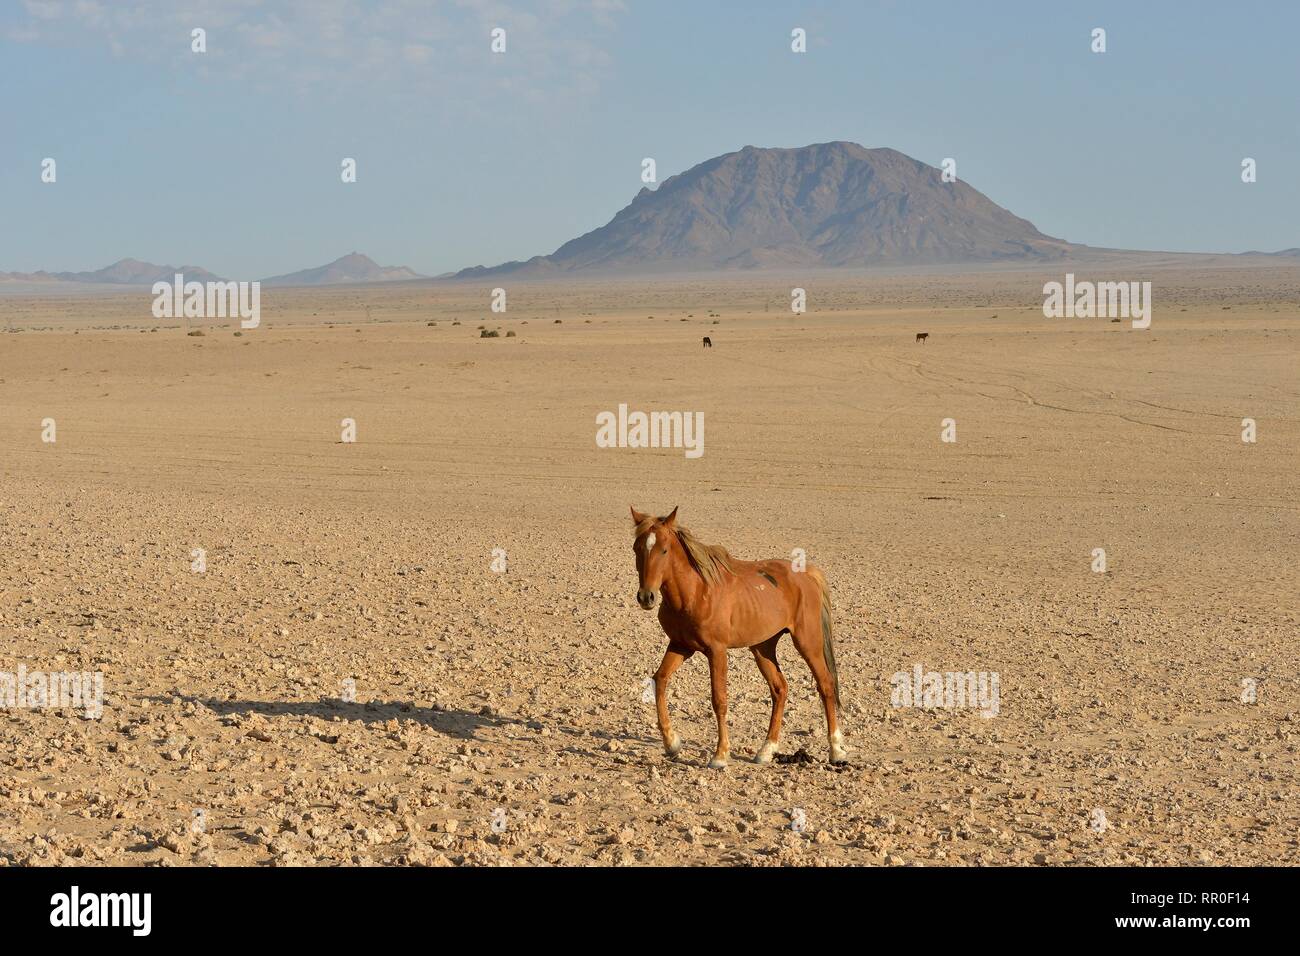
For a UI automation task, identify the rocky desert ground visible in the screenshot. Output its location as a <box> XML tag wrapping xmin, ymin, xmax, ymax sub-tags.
<box><xmin>0</xmin><ymin>263</ymin><xmax>1296</xmax><ymax>866</ymax></box>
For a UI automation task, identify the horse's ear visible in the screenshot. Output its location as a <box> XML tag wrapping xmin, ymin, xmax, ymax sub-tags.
<box><xmin>630</xmin><ymin>506</ymin><xmax>648</xmax><ymax>525</ymax></box>
<box><xmin>663</xmin><ymin>506</ymin><xmax>679</xmax><ymax>529</ymax></box>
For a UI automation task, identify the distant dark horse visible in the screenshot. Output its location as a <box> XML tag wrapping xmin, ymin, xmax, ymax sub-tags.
<box><xmin>915</xmin><ymin>332</ymin><xmax>929</xmax><ymax>343</ymax></box>
<box><xmin>702</xmin><ymin>336</ymin><xmax>713</xmax><ymax>348</ymax></box>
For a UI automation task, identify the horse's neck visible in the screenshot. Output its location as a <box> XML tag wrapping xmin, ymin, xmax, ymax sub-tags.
<box><xmin>660</xmin><ymin>545</ymin><xmax>703</xmax><ymax>615</ymax></box>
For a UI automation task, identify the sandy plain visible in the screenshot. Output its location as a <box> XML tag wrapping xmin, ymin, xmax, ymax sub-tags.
<box><xmin>0</xmin><ymin>262</ymin><xmax>1296</xmax><ymax>866</ymax></box>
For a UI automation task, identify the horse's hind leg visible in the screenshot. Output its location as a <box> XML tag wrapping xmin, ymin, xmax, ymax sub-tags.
<box><xmin>790</xmin><ymin>609</ymin><xmax>848</xmax><ymax>764</ymax></box>
<box><xmin>653</xmin><ymin>644</ymin><xmax>692</xmax><ymax>756</ymax></box>
<box><xmin>750</xmin><ymin>636</ymin><xmax>787</xmax><ymax>763</ymax></box>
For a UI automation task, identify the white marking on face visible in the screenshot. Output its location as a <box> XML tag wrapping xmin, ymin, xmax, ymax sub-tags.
<box><xmin>645</xmin><ymin>532</ymin><xmax>656</xmax><ymax>552</ymax></box>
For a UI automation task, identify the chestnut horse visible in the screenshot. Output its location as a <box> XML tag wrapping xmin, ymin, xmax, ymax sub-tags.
<box><xmin>630</xmin><ymin>506</ymin><xmax>846</xmax><ymax>767</ymax></box>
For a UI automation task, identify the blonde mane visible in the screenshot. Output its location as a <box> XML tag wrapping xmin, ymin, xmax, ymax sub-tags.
<box><xmin>635</xmin><ymin>515</ymin><xmax>735</xmax><ymax>587</ymax></box>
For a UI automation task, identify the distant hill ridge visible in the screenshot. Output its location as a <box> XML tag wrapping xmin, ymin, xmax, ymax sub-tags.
<box><xmin>0</xmin><ymin>258</ymin><xmax>223</xmax><ymax>286</ymax></box>
<box><xmin>261</xmin><ymin>252</ymin><xmax>425</xmax><ymax>286</ymax></box>
<box><xmin>0</xmin><ymin>253</ymin><xmax>425</xmax><ymax>287</ymax></box>
<box><xmin>3</xmin><ymin>145</ymin><xmax>1297</xmax><ymax>286</ymax></box>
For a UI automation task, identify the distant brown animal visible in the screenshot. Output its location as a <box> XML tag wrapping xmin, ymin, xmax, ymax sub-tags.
<box><xmin>630</xmin><ymin>506</ymin><xmax>845</xmax><ymax>768</ymax></box>
<box><xmin>702</xmin><ymin>336</ymin><xmax>712</xmax><ymax>348</ymax></box>
<box><xmin>915</xmin><ymin>332</ymin><xmax>929</xmax><ymax>343</ymax></box>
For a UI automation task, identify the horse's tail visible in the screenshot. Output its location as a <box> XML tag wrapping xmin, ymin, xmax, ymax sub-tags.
<box><xmin>809</xmin><ymin>567</ymin><xmax>841</xmax><ymax>710</ymax></box>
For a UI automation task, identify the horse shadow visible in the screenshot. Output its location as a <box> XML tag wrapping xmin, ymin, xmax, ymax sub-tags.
<box><xmin>154</xmin><ymin>694</ymin><xmax>517</xmax><ymax>741</ymax></box>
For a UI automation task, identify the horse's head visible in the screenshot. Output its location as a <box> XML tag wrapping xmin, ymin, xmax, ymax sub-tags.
<box><xmin>630</xmin><ymin>505</ymin><xmax>678</xmax><ymax>610</ymax></box>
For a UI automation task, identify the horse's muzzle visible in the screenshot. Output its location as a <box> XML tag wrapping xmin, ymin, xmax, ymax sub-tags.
<box><xmin>636</xmin><ymin>588</ymin><xmax>656</xmax><ymax>610</ymax></box>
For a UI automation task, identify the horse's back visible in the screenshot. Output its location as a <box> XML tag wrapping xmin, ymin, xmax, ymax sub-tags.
<box><xmin>748</xmin><ymin>557</ymin><xmax>826</xmax><ymax>610</ymax></box>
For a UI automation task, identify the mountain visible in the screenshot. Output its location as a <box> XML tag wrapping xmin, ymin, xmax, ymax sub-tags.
<box><xmin>455</xmin><ymin>141</ymin><xmax>1082</xmax><ymax>277</ymax></box>
<box><xmin>0</xmin><ymin>258</ymin><xmax>223</xmax><ymax>285</ymax></box>
<box><xmin>261</xmin><ymin>253</ymin><xmax>426</xmax><ymax>286</ymax></box>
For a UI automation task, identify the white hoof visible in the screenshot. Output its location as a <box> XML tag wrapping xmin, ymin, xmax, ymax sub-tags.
<box><xmin>664</xmin><ymin>734</ymin><xmax>682</xmax><ymax>757</ymax></box>
<box><xmin>754</xmin><ymin>740</ymin><xmax>779</xmax><ymax>764</ymax></box>
<box><xmin>708</xmin><ymin>755</ymin><xmax>729</xmax><ymax>769</ymax></box>
<box><xmin>830</xmin><ymin>730</ymin><xmax>848</xmax><ymax>764</ymax></box>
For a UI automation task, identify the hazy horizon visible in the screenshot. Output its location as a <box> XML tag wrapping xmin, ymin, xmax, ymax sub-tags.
<box><xmin>4</xmin><ymin>0</ymin><xmax>1297</xmax><ymax>278</ymax></box>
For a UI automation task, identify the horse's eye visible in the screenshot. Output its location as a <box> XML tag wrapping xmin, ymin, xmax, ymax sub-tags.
<box><xmin>661</xmin><ymin>548</ymin><xmax>668</xmax><ymax>555</ymax></box>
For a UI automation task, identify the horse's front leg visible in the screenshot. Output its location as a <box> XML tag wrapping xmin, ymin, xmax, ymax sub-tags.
<box><xmin>706</xmin><ymin>646</ymin><xmax>729</xmax><ymax>768</ymax></box>
<box><xmin>751</xmin><ymin>637</ymin><xmax>787</xmax><ymax>764</ymax></box>
<box><xmin>653</xmin><ymin>644</ymin><xmax>692</xmax><ymax>756</ymax></box>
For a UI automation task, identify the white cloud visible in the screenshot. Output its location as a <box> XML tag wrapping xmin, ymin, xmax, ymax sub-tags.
<box><xmin>23</xmin><ymin>1</ymin><xmax>66</xmax><ymax>21</ymax></box>
<box><xmin>8</xmin><ymin>0</ymin><xmax>627</xmax><ymax>104</ymax></box>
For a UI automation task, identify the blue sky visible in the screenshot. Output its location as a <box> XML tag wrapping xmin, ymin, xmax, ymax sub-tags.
<box><xmin>2</xmin><ymin>0</ymin><xmax>1296</xmax><ymax>277</ymax></box>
